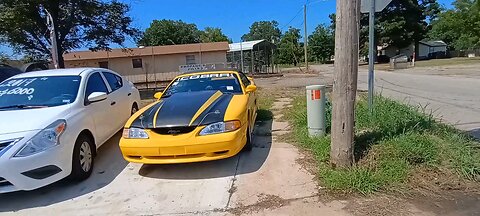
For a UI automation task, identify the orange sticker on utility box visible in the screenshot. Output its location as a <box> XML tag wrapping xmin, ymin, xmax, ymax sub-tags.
<box><xmin>311</xmin><ymin>90</ymin><xmax>321</xmax><ymax>100</ymax></box>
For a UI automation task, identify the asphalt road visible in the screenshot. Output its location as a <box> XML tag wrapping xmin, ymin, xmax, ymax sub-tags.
<box><xmin>357</xmin><ymin>67</ymin><xmax>480</xmax><ymax>139</ymax></box>
<box><xmin>282</xmin><ymin>64</ymin><xmax>480</xmax><ymax>139</ymax></box>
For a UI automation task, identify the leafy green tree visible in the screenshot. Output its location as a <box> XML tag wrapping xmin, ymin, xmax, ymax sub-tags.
<box><xmin>308</xmin><ymin>24</ymin><xmax>334</xmax><ymax>63</ymax></box>
<box><xmin>139</xmin><ymin>19</ymin><xmax>201</xmax><ymax>46</ymax></box>
<box><xmin>242</xmin><ymin>21</ymin><xmax>281</xmax><ymax>43</ymax></box>
<box><xmin>0</xmin><ymin>0</ymin><xmax>140</xmax><ymax>68</ymax></box>
<box><xmin>429</xmin><ymin>0</ymin><xmax>480</xmax><ymax>50</ymax></box>
<box><xmin>200</xmin><ymin>27</ymin><xmax>231</xmax><ymax>43</ymax></box>
<box><xmin>371</xmin><ymin>0</ymin><xmax>441</xmax><ymax>50</ymax></box>
<box><xmin>277</xmin><ymin>27</ymin><xmax>303</xmax><ymax>65</ymax></box>
<box><xmin>330</xmin><ymin>0</ymin><xmax>442</xmax><ymax>57</ymax></box>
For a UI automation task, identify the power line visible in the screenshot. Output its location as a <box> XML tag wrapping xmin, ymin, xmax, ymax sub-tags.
<box><xmin>279</xmin><ymin>7</ymin><xmax>304</xmax><ymax>31</ymax></box>
<box><xmin>280</xmin><ymin>0</ymin><xmax>332</xmax><ymax>32</ymax></box>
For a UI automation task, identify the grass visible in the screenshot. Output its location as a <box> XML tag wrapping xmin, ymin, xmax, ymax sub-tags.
<box><xmin>360</xmin><ymin>57</ymin><xmax>480</xmax><ymax>71</ymax></box>
<box><xmin>286</xmin><ymin>94</ymin><xmax>480</xmax><ymax>194</ymax></box>
<box><xmin>414</xmin><ymin>57</ymin><xmax>480</xmax><ymax>67</ymax></box>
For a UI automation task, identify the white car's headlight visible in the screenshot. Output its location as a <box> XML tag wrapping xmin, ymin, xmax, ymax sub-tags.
<box><xmin>15</xmin><ymin>120</ymin><xmax>66</xmax><ymax>157</ymax></box>
<box><xmin>123</xmin><ymin>128</ymin><xmax>149</xmax><ymax>139</ymax></box>
<box><xmin>199</xmin><ymin>121</ymin><xmax>241</xmax><ymax>136</ymax></box>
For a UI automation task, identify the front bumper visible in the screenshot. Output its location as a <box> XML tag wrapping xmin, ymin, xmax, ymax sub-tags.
<box><xmin>119</xmin><ymin>125</ymin><xmax>247</xmax><ymax>164</ymax></box>
<box><xmin>0</xmin><ymin>132</ymin><xmax>72</xmax><ymax>193</ymax></box>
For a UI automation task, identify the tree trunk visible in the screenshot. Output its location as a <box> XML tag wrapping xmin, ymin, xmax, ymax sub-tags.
<box><xmin>330</xmin><ymin>0</ymin><xmax>360</xmax><ymax>168</ymax></box>
<box><xmin>57</xmin><ymin>45</ymin><xmax>65</xmax><ymax>69</ymax></box>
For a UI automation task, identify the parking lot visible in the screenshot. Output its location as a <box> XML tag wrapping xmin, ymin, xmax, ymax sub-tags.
<box><xmin>0</xmin><ymin>90</ymin><xmax>347</xmax><ymax>216</ymax></box>
<box><xmin>1</xmin><ymin>62</ymin><xmax>479</xmax><ymax>215</ymax></box>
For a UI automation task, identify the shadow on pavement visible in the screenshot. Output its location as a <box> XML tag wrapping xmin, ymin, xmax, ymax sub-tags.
<box><xmin>468</xmin><ymin>128</ymin><xmax>480</xmax><ymax>140</ymax></box>
<box><xmin>138</xmin><ymin>116</ymin><xmax>273</xmax><ymax>180</ymax></box>
<box><xmin>0</xmin><ymin>132</ymin><xmax>127</xmax><ymax>212</ymax></box>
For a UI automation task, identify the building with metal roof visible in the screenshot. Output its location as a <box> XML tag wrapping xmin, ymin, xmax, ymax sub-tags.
<box><xmin>227</xmin><ymin>40</ymin><xmax>277</xmax><ymax>74</ymax></box>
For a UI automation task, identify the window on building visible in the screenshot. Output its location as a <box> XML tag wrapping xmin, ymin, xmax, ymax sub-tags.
<box><xmin>98</xmin><ymin>61</ymin><xmax>109</xmax><ymax>69</ymax></box>
<box><xmin>132</xmin><ymin>58</ymin><xmax>143</xmax><ymax>68</ymax></box>
<box><xmin>186</xmin><ymin>55</ymin><xmax>196</xmax><ymax>65</ymax></box>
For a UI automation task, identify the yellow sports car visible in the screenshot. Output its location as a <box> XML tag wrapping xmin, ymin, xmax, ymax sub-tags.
<box><xmin>119</xmin><ymin>70</ymin><xmax>258</xmax><ymax>164</ymax></box>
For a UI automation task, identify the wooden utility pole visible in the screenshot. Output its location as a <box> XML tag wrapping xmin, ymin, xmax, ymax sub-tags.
<box><xmin>330</xmin><ymin>0</ymin><xmax>360</xmax><ymax>168</ymax></box>
<box><xmin>303</xmin><ymin>4</ymin><xmax>308</xmax><ymax>71</ymax></box>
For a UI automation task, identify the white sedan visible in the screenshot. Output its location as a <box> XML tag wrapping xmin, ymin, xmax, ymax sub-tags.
<box><xmin>0</xmin><ymin>68</ymin><xmax>140</xmax><ymax>193</ymax></box>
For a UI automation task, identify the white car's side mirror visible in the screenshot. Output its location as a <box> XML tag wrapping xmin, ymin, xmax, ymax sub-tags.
<box><xmin>87</xmin><ymin>92</ymin><xmax>107</xmax><ymax>104</ymax></box>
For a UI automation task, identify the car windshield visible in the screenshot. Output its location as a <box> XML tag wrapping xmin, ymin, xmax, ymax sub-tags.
<box><xmin>0</xmin><ymin>76</ymin><xmax>81</xmax><ymax>110</ymax></box>
<box><xmin>163</xmin><ymin>73</ymin><xmax>242</xmax><ymax>97</ymax></box>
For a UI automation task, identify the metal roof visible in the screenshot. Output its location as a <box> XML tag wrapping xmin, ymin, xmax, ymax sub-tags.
<box><xmin>419</xmin><ymin>40</ymin><xmax>447</xmax><ymax>47</ymax></box>
<box><xmin>228</xmin><ymin>40</ymin><xmax>276</xmax><ymax>52</ymax></box>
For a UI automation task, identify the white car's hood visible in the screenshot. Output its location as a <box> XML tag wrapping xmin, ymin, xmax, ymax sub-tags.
<box><xmin>0</xmin><ymin>105</ymin><xmax>72</xmax><ymax>135</ymax></box>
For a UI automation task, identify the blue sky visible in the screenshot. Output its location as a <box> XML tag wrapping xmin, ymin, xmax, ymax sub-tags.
<box><xmin>1</xmin><ymin>0</ymin><xmax>455</xmax><ymax>57</ymax></box>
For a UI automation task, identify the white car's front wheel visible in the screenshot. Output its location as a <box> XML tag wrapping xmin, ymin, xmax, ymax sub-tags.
<box><xmin>70</xmin><ymin>134</ymin><xmax>94</xmax><ymax>181</ymax></box>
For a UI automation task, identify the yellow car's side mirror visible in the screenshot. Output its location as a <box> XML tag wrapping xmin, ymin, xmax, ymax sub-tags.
<box><xmin>154</xmin><ymin>92</ymin><xmax>163</xmax><ymax>99</ymax></box>
<box><xmin>245</xmin><ymin>85</ymin><xmax>257</xmax><ymax>93</ymax></box>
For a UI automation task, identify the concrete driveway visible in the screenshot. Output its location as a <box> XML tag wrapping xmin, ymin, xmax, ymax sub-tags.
<box><xmin>0</xmin><ymin>96</ymin><xmax>347</xmax><ymax>215</ymax></box>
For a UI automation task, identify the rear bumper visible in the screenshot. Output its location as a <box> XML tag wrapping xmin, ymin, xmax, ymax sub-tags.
<box><xmin>119</xmin><ymin>126</ymin><xmax>247</xmax><ymax>164</ymax></box>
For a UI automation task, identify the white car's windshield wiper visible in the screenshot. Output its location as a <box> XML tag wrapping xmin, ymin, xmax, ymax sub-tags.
<box><xmin>0</xmin><ymin>104</ymin><xmax>48</xmax><ymax>110</ymax></box>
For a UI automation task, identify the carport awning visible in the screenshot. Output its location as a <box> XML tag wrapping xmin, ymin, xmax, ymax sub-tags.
<box><xmin>228</xmin><ymin>40</ymin><xmax>276</xmax><ymax>52</ymax></box>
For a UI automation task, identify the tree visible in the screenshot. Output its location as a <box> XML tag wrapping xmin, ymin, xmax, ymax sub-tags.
<box><xmin>139</xmin><ymin>19</ymin><xmax>201</xmax><ymax>46</ymax></box>
<box><xmin>308</xmin><ymin>24</ymin><xmax>334</xmax><ymax>63</ymax></box>
<box><xmin>242</xmin><ymin>21</ymin><xmax>281</xmax><ymax>43</ymax></box>
<box><xmin>429</xmin><ymin>0</ymin><xmax>480</xmax><ymax>50</ymax></box>
<box><xmin>364</xmin><ymin>0</ymin><xmax>441</xmax><ymax>56</ymax></box>
<box><xmin>332</xmin><ymin>0</ymin><xmax>441</xmax><ymax>57</ymax></box>
<box><xmin>277</xmin><ymin>27</ymin><xmax>303</xmax><ymax>65</ymax></box>
<box><xmin>200</xmin><ymin>27</ymin><xmax>231</xmax><ymax>43</ymax></box>
<box><xmin>0</xmin><ymin>0</ymin><xmax>140</xmax><ymax>68</ymax></box>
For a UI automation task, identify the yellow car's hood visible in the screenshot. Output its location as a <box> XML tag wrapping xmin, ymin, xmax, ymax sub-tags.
<box><xmin>130</xmin><ymin>90</ymin><xmax>234</xmax><ymax>129</ymax></box>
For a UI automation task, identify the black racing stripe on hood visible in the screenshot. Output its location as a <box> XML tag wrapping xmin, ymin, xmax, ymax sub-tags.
<box><xmin>130</xmin><ymin>102</ymin><xmax>163</xmax><ymax>128</ymax></box>
<box><xmin>192</xmin><ymin>94</ymin><xmax>233</xmax><ymax>126</ymax></box>
<box><xmin>154</xmin><ymin>91</ymin><xmax>218</xmax><ymax>128</ymax></box>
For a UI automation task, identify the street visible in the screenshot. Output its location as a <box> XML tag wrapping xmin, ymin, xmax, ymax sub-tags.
<box><xmin>357</xmin><ymin>64</ymin><xmax>480</xmax><ymax>139</ymax></box>
<box><xmin>307</xmin><ymin>64</ymin><xmax>480</xmax><ymax>139</ymax></box>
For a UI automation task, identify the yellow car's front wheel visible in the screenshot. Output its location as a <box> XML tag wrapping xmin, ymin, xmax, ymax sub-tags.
<box><xmin>243</xmin><ymin>126</ymin><xmax>253</xmax><ymax>151</ymax></box>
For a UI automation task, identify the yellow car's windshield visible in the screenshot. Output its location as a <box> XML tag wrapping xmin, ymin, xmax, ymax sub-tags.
<box><xmin>163</xmin><ymin>73</ymin><xmax>242</xmax><ymax>97</ymax></box>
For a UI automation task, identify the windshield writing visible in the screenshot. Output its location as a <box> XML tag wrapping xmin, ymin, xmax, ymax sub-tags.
<box><xmin>0</xmin><ymin>76</ymin><xmax>81</xmax><ymax>110</ymax></box>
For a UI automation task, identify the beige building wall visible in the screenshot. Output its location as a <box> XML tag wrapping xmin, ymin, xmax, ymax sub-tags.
<box><xmin>65</xmin><ymin>51</ymin><xmax>227</xmax><ymax>83</ymax></box>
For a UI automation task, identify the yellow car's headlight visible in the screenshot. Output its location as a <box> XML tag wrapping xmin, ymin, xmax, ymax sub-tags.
<box><xmin>123</xmin><ymin>128</ymin><xmax>149</xmax><ymax>139</ymax></box>
<box><xmin>199</xmin><ymin>121</ymin><xmax>241</xmax><ymax>136</ymax></box>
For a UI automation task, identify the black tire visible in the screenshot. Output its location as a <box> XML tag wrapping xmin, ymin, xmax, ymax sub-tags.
<box><xmin>243</xmin><ymin>127</ymin><xmax>253</xmax><ymax>151</ymax></box>
<box><xmin>69</xmin><ymin>134</ymin><xmax>94</xmax><ymax>181</ymax></box>
<box><xmin>131</xmin><ymin>103</ymin><xmax>139</xmax><ymax>116</ymax></box>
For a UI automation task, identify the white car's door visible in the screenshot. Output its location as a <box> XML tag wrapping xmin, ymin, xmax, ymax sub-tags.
<box><xmin>84</xmin><ymin>72</ymin><xmax>112</xmax><ymax>144</ymax></box>
<box><xmin>101</xmin><ymin>71</ymin><xmax>130</xmax><ymax>129</ymax></box>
